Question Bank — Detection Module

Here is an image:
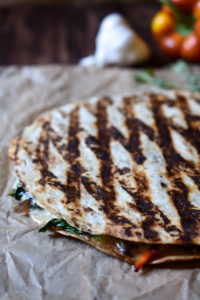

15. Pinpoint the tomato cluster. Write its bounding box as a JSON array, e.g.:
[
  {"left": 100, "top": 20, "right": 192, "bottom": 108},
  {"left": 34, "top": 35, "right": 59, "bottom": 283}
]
[{"left": 151, "top": 0, "right": 200, "bottom": 61}]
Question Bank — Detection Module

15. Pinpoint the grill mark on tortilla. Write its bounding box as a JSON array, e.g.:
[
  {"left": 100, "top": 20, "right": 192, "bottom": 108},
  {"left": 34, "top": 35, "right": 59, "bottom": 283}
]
[
  {"left": 122, "top": 97, "right": 164, "bottom": 240},
  {"left": 115, "top": 167, "right": 131, "bottom": 175},
  {"left": 14, "top": 136, "right": 20, "bottom": 164},
  {"left": 121, "top": 171, "right": 177, "bottom": 241},
  {"left": 95, "top": 98, "right": 119, "bottom": 219},
  {"left": 174, "top": 94, "right": 200, "bottom": 157},
  {"left": 151, "top": 94, "right": 187, "bottom": 174},
  {"left": 46, "top": 127, "right": 65, "bottom": 154},
  {"left": 41, "top": 121, "right": 50, "bottom": 164},
  {"left": 14, "top": 136, "right": 26, "bottom": 186},
  {"left": 170, "top": 121, "right": 200, "bottom": 185},
  {"left": 48, "top": 180, "right": 66, "bottom": 192},
  {"left": 96, "top": 98, "right": 114, "bottom": 184},
  {"left": 31, "top": 121, "right": 69, "bottom": 194},
  {"left": 85, "top": 135, "right": 108, "bottom": 161},
  {"left": 81, "top": 176, "right": 135, "bottom": 230},
  {"left": 160, "top": 94, "right": 200, "bottom": 190},
  {"left": 168, "top": 178, "right": 200, "bottom": 242},
  {"left": 87, "top": 97, "right": 154, "bottom": 165},
  {"left": 65, "top": 106, "right": 82, "bottom": 209},
  {"left": 161, "top": 93, "right": 200, "bottom": 190},
  {"left": 139, "top": 122, "right": 155, "bottom": 141},
  {"left": 85, "top": 95, "right": 181, "bottom": 240},
  {"left": 123, "top": 97, "right": 146, "bottom": 165},
  {"left": 34, "top": 120, "right": 51, "bottom": 188},
  {"left": 151, "top": 93, "right": 200, "bottom": 242},
  {"left": 83, "top": 98, "right": 138, "bottom": 236},
  {"left": 32, "top": 120, "right": 86, "bottom": 201},
  {"left": 134, "top": 173, "right": 159, "bottom": 241},
  {"left": 87, "top": 113, "right": 155, "bottom": 165},
  {"left": 173, "top": 94, "right": 200, "bottom": 187},
  {"left": 38, "top": 122, "right": 68, "bottom": 161},
  {"left": 109, "top": 119, "right": 155, "bottom": 147}
]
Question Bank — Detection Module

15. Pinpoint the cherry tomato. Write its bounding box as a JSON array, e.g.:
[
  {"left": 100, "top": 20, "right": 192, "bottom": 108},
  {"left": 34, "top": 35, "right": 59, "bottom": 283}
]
[
  {"left": 180, "top": 32, "right": 200, "bottom": 61},
  {"left": 195, "top": 19, "right": 200, "bottom": 38},
  {"left": 152, "top": 0, "right": 200, "bottom": 62},
  {"left": 193, "top": 0, "right": 200, "bottom": 20},
  {"left": 171, "top": 0, "right": 196, "bottom": 12},
  {"left": 162, "top": 5, "right": 174, "bottom": 18},
  {"left": 151, "top": 11, "right": 175, "bottom": 41},
  {"left": 160, "top": 32, "right": 183, "bottom": 58}
]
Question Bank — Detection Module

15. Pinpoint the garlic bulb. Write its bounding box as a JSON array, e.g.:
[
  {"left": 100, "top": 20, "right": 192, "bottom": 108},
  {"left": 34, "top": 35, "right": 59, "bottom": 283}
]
[{"left": 80, "top": 13, "right": 151, "bottom": 67}]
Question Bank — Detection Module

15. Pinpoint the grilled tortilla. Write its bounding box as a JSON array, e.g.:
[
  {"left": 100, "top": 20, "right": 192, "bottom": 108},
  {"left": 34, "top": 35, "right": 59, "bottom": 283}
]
[{"left": 8, "top": 91, "right": 200, "bottom": 266}]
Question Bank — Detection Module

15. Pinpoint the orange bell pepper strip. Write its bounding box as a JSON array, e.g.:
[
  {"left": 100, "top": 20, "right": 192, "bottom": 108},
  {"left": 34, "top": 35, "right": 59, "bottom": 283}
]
[{"left": 134, "top": 245, "right": 161, "bottom": 272}]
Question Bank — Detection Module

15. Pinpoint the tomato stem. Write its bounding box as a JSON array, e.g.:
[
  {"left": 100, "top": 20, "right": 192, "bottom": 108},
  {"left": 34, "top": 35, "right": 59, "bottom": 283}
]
[
  {"left": 159, "top": 0, "right": 182, "bottom": 20},
  {"left": 159, "top": 0, "right": 195, "bottom": 36}
]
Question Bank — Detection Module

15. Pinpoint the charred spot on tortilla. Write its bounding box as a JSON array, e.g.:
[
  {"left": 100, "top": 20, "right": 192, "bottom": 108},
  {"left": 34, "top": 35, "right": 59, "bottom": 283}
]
[{"left": 8, "top": 91, "right": 200, "bottom": 270}]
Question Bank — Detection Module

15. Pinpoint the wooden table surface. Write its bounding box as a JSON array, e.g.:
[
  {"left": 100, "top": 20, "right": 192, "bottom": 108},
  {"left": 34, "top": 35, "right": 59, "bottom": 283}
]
[{"left": 0, "top": 1, "right": 171, "bottom": 67}]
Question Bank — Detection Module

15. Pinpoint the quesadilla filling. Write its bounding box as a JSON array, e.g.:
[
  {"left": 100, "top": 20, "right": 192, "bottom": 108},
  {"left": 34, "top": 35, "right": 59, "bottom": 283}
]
[
  {"left": 10, "top": 181, "right": 200, "bottom": 271},
  {"left": 9, "top": 181, "right": 43, "bottom": 213},
  {"left": 9, "top": 181, "right": 160, "bottom": 270}
]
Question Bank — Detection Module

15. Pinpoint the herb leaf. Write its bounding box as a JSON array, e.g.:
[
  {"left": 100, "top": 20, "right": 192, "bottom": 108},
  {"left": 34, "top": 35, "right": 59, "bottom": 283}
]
[
  {"left": 39, "top": 218, "right": 85, "bottom": 234},
  {"left": 176, "top": 19, "right": 195, "bottom": 37},
  {"left": 134, "top": 68, "right": 154, "bottom": 84},
  {"left": 188, "top": 75, "right": 200, "bottom": 92},
  {"left": 153, "top": 77, "right": 172, "bottom": 89},
  {"left": 170, "top": 60, "right": 189, "bottom": 74},
  {"left": 8, "top": 189, "right": 16, "bottom": 197},
  {"left": 30, "top": 203, "right": 43, "bottom": 210},
  {"left": 92, "top": 235, "right": 103, "bottom": 242},
  {"left": 170, "top": 60, "right": 200, "bottom": 92},
  {"left": 134, "top": 60, "right": 200, "bottom": 92},
  {"left": 39, "top": 218, "right": 104, "bottom": 242},
  {"left": 134, "top": 69, "right": 172, "bottom": 89}
]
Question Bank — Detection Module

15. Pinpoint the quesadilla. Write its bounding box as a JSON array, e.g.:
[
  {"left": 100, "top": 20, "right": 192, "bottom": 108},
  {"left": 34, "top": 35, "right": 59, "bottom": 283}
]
[{"left": 8, "top": 91, "right": 200, "bottom": 270}]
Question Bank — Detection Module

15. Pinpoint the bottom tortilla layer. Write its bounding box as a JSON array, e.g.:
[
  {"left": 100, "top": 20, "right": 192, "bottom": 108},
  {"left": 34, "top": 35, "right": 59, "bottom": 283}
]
[{"left": 30, "top": 208, "right": 200, "bottom": 266}]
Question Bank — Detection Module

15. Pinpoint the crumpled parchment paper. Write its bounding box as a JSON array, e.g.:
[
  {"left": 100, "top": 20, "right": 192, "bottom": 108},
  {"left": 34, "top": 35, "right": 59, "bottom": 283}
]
[{"left": 1, "top": 65, "right": 200, "bottom": 300}]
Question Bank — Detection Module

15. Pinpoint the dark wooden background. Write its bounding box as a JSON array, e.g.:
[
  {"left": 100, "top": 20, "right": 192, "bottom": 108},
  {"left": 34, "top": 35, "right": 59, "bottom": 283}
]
[{"left": 0, "top": 1, "right": 171, "bottom": 67}]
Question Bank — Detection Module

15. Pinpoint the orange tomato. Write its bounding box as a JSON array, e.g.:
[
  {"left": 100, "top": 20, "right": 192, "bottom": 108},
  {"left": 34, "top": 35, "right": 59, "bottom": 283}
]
[
  {"left": 193, "top": 0, "right": 200, "bottom": 19},
  {"left": 160, "top": 32, "right": 183, "bottom": 58},
  {"left": 171, "top": 0, "right": 196, "bottom": 12},
  {"left": 151, "top": 11, "right": 175, "bottom": 41},
  {"left": 162, "top": 5, "right": 174, "bottom": 18},
  {"left": 180, "top": 32, "right": 200, "bottom": 61}
]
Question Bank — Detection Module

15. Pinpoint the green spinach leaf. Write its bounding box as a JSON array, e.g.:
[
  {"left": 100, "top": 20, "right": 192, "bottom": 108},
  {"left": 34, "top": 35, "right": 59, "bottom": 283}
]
[
  {"left": 8, "top": 183, "right": 25, "bottom": 200},
  {"left": 39, "top": 218, "right": 86, "bottom": 235}
]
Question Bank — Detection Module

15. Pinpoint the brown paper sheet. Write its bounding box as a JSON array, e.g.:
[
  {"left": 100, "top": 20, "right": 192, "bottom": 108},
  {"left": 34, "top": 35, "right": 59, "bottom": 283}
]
[{"left": 1, "top": 65, "right": 200, "bottom": 300}]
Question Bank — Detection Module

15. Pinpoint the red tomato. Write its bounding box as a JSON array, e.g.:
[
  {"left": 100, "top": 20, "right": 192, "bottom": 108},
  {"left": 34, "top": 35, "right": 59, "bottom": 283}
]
[
  {"left": 171, "top": 0, "right": 196, "bottom": 12},
  {"left": 194, "top": 0, "right": 200, "bottom": 19},
  {"left": 180, "top": 32, "right": 200, "bottom": 61},
  {"left": 160, "top": 32, "right": 183, "bottom": 58},
  {"left": 195, "top": 19, "right": 200, "bottom": 39}
]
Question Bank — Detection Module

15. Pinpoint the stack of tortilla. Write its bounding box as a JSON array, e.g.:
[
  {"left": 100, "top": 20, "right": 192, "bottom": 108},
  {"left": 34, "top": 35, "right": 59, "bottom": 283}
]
[{"left": 8, "top": 91, "right": 200, "bottom": 269}]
